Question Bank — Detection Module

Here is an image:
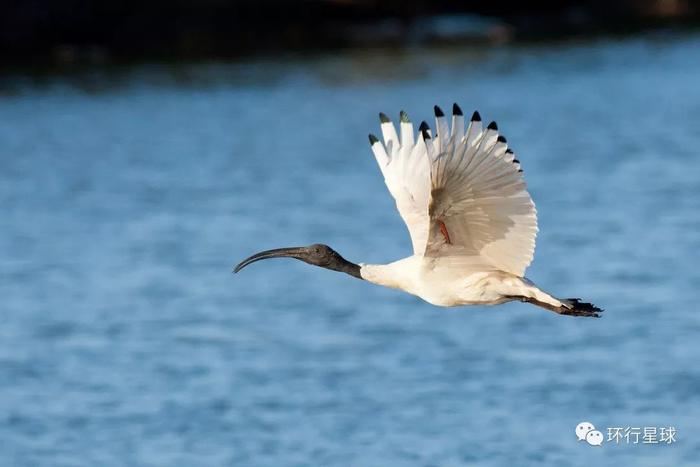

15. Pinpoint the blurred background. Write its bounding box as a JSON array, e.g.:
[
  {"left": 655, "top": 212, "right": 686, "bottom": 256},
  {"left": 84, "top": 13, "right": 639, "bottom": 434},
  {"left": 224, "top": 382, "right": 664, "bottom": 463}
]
[
  {"left": 1, "top": 0, "right": 700, "bottom": 67},
  {"left": 1, "top": 1, "right": 700, "bottom": 466}
]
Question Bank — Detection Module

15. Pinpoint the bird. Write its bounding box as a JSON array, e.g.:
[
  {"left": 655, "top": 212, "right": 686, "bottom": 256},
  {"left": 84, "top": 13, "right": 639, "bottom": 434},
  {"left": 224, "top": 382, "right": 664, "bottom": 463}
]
[{"left": 234, "top": 104, "right": 602, "bottom": 318}]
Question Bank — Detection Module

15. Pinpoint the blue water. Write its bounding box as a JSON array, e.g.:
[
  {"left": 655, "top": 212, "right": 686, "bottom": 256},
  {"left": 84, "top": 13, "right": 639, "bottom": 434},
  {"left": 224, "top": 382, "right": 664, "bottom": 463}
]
[{"left": 1, "top": 32, "right": 700, "bottom": 466}]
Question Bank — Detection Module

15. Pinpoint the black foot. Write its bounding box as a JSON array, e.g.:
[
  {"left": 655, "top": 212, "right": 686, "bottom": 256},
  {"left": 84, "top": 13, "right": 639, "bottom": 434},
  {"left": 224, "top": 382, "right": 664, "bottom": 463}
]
[{"left": 559, "top": 298, "right": 603, "bottom": 318}]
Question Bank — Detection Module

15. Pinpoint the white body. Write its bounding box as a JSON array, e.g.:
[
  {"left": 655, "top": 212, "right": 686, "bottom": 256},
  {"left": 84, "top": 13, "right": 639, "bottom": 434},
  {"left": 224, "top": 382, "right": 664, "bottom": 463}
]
[{"left": 361, "top": 258, "right": 562, "bottom": 308}]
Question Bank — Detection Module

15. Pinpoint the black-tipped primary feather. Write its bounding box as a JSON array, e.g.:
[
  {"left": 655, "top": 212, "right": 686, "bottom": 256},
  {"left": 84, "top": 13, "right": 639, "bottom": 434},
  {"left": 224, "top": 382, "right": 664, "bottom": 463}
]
[
  {"left": 400, "top": 110, "right": 410, "bottom": 123},
  {"left": 497, "top": 135, "right": 507, "bottom": 143},
  {"left": 419, "top": 121, "right": 431, "bottom": 139},
  {"left": 471, "top": 110, "right": 481, "bottom": 122},
  {"left": 379, "top": 112, "right": 390, "bottom": 123},
  {"left": 452, "top": 103, "right": 463, "bottom": 116},
  {"left": 505, "top": 149, "right": 513, "bottom": 154},
  {"left": 434, "top": 105, "right": 445, "bottom": 117},
  {"left": 513, "top": 159, "right": 520, "bottom": 164},
  {"left": 487, "top": 121, "right": 498, "bottom": 131},
  {"left": 369, "top": 134, "right": 379, "bottom": 145}
]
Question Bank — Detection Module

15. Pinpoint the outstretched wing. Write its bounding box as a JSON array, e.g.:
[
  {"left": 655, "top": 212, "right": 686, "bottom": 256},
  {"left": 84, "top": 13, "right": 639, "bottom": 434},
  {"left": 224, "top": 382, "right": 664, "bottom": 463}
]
[
  {"left": 368, "top": 104, "right": 538, "bottom": 277},
  {"left": 426, "top": 105, "right": 538, "bottom": 276}
]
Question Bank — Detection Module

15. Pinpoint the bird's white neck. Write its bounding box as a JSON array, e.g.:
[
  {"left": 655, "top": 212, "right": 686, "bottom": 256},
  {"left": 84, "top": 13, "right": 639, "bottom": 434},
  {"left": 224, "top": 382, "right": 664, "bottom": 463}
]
[{"left": 359, "top": 257, "right": 419, "bottom": 293}]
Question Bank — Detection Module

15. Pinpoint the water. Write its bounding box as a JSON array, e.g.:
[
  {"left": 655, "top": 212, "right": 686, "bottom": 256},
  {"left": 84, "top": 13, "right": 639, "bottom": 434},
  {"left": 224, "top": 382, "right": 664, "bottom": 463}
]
[{"left": 1, "top": 32, "right": 700, "bottom": 466}]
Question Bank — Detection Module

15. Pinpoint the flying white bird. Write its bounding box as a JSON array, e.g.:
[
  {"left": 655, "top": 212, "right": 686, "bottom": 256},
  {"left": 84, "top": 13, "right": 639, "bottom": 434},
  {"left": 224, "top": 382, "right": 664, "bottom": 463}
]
[{"left": 235, "top": 104, "right": 602, "bottom": 317}]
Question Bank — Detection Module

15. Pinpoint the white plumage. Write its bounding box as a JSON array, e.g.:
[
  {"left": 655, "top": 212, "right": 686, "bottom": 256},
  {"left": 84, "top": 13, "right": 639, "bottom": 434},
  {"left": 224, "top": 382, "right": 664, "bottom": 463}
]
[
  {"left": 235, "top": 103, "right": 602, "bottom": 317},
  {"left": 370, "top": 107, "right": 537, "bottom": 276}
]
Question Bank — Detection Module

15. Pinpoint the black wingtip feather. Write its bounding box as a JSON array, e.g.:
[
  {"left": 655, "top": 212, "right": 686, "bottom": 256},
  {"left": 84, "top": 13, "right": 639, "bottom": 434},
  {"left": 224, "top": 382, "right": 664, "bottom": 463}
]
[
  {"left": 434, "top": 105, "right": 444, "bottom": 117},
  {"left": 452, "top": 103, "right": 463, "bottom": 116},
  {"left": 487, "top": 121, "right": 498, "bottom": 131},
  {"left": 513, "top": 159, "right": 520, "bottom": 164},
  {"left": 497, "top": 135, "right": 507, "bottom": 143},
  {"left": 369, "top": 134, "right": 379, "bottom": 145},
  {"left": 471, "top": 110, "right": 481, "bottom": 122},
  {"left": 379, "top": 112, "right": 390, "bottom": 123},
  {"left": 419, "top": 121, "right": 431, "bottom": 139},
  {"left": 400, "top": 110, "right": 410, "bottom": 123}
]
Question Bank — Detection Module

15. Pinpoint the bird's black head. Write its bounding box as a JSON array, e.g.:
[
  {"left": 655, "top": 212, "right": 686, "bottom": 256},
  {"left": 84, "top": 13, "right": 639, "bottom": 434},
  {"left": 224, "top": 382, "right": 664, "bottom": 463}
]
[
  {"left": 298, "top": 243, "right": 345, "bottom": 268},
  {"left": 234, "top": 243, "right": 361, "bottom": 279}
]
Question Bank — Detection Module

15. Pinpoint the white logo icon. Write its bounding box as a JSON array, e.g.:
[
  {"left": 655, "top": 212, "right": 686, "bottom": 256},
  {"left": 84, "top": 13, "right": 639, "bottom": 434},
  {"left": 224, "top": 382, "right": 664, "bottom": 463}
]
[
  {"left": 576, "top": 421, "right": 595, "bottom": 441},
  {"left": 576, "top": 421, "right": 603, "bottom": 446},
  {"left": 586, "top": 430, "right": 604, "bottom": 446}
]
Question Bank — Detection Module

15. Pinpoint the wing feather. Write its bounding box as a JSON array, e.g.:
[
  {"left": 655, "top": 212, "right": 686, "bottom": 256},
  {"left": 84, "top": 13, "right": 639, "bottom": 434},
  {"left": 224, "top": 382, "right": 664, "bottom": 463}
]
[{"left": 370, "top": 112, "right": 431, "bottom": 254}]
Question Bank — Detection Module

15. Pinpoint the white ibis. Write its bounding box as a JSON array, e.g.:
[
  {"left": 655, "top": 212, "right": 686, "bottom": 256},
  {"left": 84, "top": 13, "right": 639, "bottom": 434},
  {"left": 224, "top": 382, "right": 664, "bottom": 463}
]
[{"left": 235, "top": 104, "right": 602, "bottom": 317}]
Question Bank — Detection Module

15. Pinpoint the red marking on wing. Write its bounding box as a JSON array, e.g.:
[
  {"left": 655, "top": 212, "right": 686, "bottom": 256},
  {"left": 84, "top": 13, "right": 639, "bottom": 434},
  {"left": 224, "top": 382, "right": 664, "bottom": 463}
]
[{"left": 438, "top": 220, "right": 451, "bottom": 244}]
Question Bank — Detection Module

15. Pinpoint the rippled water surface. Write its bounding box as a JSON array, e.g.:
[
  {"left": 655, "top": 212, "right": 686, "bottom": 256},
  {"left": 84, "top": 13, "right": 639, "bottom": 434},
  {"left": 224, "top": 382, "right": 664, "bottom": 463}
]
[{"left": 1, "top": 32, "right": 700, "bottom": 466}]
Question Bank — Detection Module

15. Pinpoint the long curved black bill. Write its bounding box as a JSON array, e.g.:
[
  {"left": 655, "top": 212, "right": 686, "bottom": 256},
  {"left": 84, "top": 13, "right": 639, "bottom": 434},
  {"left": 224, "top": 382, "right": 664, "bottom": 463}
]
[{"left": 233, "top": 247, "right": 307, "bottom": 273}]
